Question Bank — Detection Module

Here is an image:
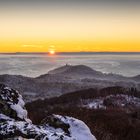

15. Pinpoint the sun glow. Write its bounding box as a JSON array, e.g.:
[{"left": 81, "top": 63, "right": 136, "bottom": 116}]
[{"left": 49, "top": 50, "right": 55, "bottom": 55}]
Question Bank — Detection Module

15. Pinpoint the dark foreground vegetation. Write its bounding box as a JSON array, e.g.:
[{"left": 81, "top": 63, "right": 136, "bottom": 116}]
[{"left": 26, "top": 87, "right": 140, "bottom": 140}]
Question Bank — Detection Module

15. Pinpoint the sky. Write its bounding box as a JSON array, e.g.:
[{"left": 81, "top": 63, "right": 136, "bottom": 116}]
[{"left": 0, "top": 0, "right": 140, "bottom": 52}]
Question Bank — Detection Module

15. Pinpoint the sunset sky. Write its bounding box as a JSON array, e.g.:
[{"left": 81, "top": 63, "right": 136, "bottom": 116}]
[{"left": 0, "top": 0, "right": 140, "bottom": 52}]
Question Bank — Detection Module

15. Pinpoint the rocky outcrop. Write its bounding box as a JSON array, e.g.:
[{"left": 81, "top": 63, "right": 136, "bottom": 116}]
[
  {"left": 0, "top": 84, "right": 29, "bottom": 122},
  {"left": 0, "top": 84, "right": 96, "bottom": 140}
]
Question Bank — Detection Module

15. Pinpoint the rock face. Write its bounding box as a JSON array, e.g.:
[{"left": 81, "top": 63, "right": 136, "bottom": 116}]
[{"left": 0, "top": 84, "right": 96, "bottom": 140}]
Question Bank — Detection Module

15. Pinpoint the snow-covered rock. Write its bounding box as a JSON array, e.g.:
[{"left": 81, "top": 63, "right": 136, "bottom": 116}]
[
  {"left": 0, "top": 84, "right": 96, "bottom": 140},
  {"left": 0, "top": 84, "right": 30, "bottom": 122},
  {"left": 54, "top": 115, "right": 96, "bottom": 140}
]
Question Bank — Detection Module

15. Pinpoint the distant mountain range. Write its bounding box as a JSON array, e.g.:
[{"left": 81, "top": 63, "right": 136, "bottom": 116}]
[{"left": 0, "top": 65, "right": 139, "bottom": 102}]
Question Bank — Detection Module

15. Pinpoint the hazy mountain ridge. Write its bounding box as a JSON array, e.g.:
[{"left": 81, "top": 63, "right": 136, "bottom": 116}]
[{"left": 0, "top": 65, "right": 139, "bottom": 102}]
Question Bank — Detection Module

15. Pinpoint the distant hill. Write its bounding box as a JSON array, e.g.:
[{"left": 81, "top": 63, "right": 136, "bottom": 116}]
[
  {"left": 47, "top": 64, "right": 103, "bottom": 77},
  {"left": 0, "top": 65, "right": 140, "bottom": 102}
]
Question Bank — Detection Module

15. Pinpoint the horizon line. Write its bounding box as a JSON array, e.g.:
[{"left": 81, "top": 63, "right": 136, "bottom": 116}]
[{"left": 0, "top": 51, "right": 140, "bottom": 54}]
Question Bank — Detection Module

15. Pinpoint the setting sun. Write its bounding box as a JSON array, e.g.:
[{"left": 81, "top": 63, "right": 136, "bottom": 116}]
[{"left": 49, "top": 50, "right": 55, "bottom": 55}]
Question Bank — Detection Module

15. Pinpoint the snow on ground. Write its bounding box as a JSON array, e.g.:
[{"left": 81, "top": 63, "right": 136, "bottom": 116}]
[{"left": 81, "top": 94, "right": 140, "bottom": 110}]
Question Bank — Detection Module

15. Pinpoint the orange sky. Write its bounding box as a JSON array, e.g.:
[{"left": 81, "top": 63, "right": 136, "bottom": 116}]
[{"left": 0, "top": 3, "right": 140, "bottom": 52}]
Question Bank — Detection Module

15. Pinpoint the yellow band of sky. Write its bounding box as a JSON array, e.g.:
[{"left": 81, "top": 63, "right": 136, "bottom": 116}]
[{"left": 0, "top": 5, "right": 140, "bottom": 52}]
